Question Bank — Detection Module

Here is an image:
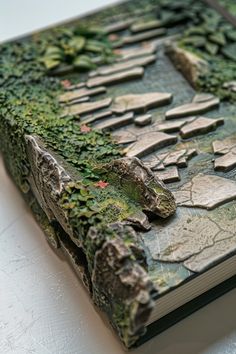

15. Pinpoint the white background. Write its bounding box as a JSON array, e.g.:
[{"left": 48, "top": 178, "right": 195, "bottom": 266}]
[{"left": 0, "top": 1, "right": 236, "bottom": 353}]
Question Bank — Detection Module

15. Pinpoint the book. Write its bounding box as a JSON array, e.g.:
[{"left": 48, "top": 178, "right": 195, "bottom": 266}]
[{"left": 0, "top": 0, "right": 235, "bottom": 348}]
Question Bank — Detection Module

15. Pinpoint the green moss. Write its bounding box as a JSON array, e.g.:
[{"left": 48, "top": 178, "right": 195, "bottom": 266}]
[
  {"left": 178, "top": 5, "right": 236, "bottom": 100},
  {"left": 112, "top": 302, "right": 135, "bottom": 347},
  {"left": 99, "top": 197, "right": 131, "bottom": 221},
  {"left": 0, "top": 26, "right": 134, "bottom": 244},
  {"left": 0, "top": 28, "right": 121, "bottom": 178},
  {"left": 218, "top": 0, "right": 236, "bottom": 16},
  {"left": 60, "top": 181, "right": 103, "bottom": 243}
]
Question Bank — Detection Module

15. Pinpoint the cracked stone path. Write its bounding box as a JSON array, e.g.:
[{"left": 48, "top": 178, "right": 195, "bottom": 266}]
[
  {"left": 174, "top": 174, "right": 236, "bottom": 210},
  {"left": 143, "top": 203, "right": 236, "bottom": 273}
]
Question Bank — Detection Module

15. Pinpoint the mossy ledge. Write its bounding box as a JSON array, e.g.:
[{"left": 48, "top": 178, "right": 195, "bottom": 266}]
[{"left": 0, "top": 18, "right": 160, "bottom": 348}]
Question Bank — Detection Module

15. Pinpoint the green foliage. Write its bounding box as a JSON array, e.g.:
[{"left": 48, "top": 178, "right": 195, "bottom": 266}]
[
  {"left": 0, "top": 31, "right": 126, "bottom": 243},
  {"left": 40, "top": 26, "right": 115, "bottom": 72},
  {"left": 60, "top": 181, "right": 102, "bottom": 240},
  {"left": 218, "top": 0, "right": 236, "bottom": 16},
  {"left": 180, "top": 9, "right": 236, "bottom": 59},
  {"left": 0, "top": 37, "right": 121, "bottom": 179},
  {"left": 179, "top": 6, "right": 236, "bottom": 100},
  {"left": 197, "top": 58, "right": 236, "bottom": 100}
]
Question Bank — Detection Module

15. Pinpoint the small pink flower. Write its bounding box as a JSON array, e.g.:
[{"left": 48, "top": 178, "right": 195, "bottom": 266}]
[
  {"left": 80, "top": 124, "right": 92, "bottom": 133},
  {"left": 61, "top": 79, "right": 71, "bottom": 89},
  {"left": 94, "top": 180, "right": 109, "bottom": 189},
  {"left": 109, "top": 34, "right": 119, "bottom": 41}
]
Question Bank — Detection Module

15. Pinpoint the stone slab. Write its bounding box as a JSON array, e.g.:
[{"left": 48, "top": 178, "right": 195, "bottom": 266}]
[
  {"left": 214, "top": 151, "right": 236, "bottom": 172},
  {"left": 165, "top": 96, "right": 220, "bottom": 119},
  {"left": 86, "top": 67, "right": 144, "bottom": 88},
  {"left": 115, "top": 41, "right": 158, "bottom": 61},
  {"left": 112, "top": 92, "right": 173, "bottom": 114},
  {"left": 59, "top": 87, "right": 106, "bottom": 103},
  {"left": 94, "top": 112, "right": 134, "bottom": 130},
  {"left": 134, "top": 114, "right": 152, "bottom": 126},
  {"left": 62, "top": 97, "right": 112, "bottom": 117},
  {"left": 174, "top": 174, "right": 236, "bottom": 210},
  {"left": 131, "top": 20, "right": 163, "bottom": 33},
  {"left": 89, "top": 55, "right": 156, "bottom": 77},
  {"left": 125, "top": 132, "right": 177, "bottom": 158},
  {"left": 123, "top": 28, "right": 167, "bottom": 45},
  {"left": 180, "top": 117, "right": 224, "bottom": 139},
  {"left": 154, "top": 166, "right": 180, "bottom": 183},
  {"left": 82, "top": 110, "right": 113, "bottom": 125}
]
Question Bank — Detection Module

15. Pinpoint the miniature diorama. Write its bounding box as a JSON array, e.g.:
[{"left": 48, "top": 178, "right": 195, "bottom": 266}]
[{"left": 0, "top": 0, "right": 235, "bottom": 348}]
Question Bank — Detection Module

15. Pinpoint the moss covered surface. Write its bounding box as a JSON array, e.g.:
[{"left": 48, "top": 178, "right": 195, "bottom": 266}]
[
  {"left": 219, "top": 0, "right": 236, "bottom": 16},
  {"left": 178, "top": 3, "right": 236, "bottom": 100},
  {"left": 0, "top": 30, "right": 139, "bottom": 234},
  {"left": 0, "top": 18, "right": 156, "bottom": 347},
  {"left": 0, "top": 0, "right": 235, "bottom": 347}
]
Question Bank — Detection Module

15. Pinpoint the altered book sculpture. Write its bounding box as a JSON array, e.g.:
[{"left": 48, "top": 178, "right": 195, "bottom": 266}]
[{"left": 0, "top": 0, "right": 236, "bottom": 348}]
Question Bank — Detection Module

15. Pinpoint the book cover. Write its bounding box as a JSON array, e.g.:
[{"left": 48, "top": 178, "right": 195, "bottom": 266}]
[{"left": 0, "top": 0, "right": 235, "bottom": 348}]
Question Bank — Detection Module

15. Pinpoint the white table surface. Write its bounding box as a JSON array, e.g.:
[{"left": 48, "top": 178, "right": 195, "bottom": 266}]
[{"left": 0, "top": 2, "right": 236, "bottom": 353}]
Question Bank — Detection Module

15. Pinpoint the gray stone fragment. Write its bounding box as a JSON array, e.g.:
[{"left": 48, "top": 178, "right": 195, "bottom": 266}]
[
  {"left": 82, "top": 110, "right": 113, "bottom": 124},
  {"left": 213, "top": 136, "right": 236, "bottom": 154},
  {"left": 156, "top": 148, "right": 197, "bottom": 169},
  {"left": 214, "top": 152, "right": 236, "bottom": 172},
  {"left": 125, "top": 132, "right": 177, "bottom": 158},
  {"left": 223, "top": 81, "right": 236, "bottom": 92},
  {"left": 123, "top": 28, "right": 167, "bottom": 45},
  {"left": 112, "top": 92, "right": 173, "bottom": 114},
  {"left": 94, "top": 112, "right": 134, "bottom": 131},
  {"left": 115, "top": 41, "right": 158, "bottom": 61},
  {"left": 155, "top": 163, "right": 165, "bottom": 170},
  {"left": 62, "top": 97, "right": 112, "bottom": 117},
  {"left": 59, "top": 86, "right": 106, "bottom": 103},
  {"left": 87, "top": 67, "right": 144, "bottom": 88},
  {"left": 64, "top": 82, "right": 86, "bottom": 91},
  {"left": 109, "top": 222, "right": 147, "bottom": 268},
  {"left": 154, "top": 118, "right": 195, "bottom": 133},
  {"left": 192, "top": 93, "right": 216, "bottom": 103},
  {"left": 63, "top": 96, "right": 90, "bottom": 106},
  {"left": 24, "top": 135, "right": 74, "bottom": 245},
  {"left": 177, "top": 156, "right": 188, "bottom": 167},
  {"left": 174, "top": 173, "right": 236, "bottom": 210},
  {"left": 131, "top": 20, "right": 163, "bottom": 33},
  {"left": 180, "top": 117, "right": 224, "bottom": 139},
  {"left": 104, "top": 157, "right": 176, "bottom": 218},
  {"left": 134, "top": 114, "right": 152, "bottom": 126},
  {"left": 165, "top": 96, "right": 220, "bottom": 119},
  {"left": 165, "top": 42, "right": 208, "bottom": 88},
  {"left": 104, "top": 19, "right": 134, "bottom": 33},
  {"left": 112, "top": 131, "right": 137, "bottom": 144},
  {"left": 91, "top": 231, "right": 155, "bottom": 348},
  {"left": 154, "top": 166, "right": 180, "bottom": 183},
  {"left": 144, "top": 148, "right": 197, "bottom": 170},
  {"left": 125, "top": 210, "right": 151, "bottom": 231},
  {"left": 212, "top": 136, "right": 236, "bottom": 172},
  {"left": 89, "top": 55, "right": 156, "bottom": 77}
]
